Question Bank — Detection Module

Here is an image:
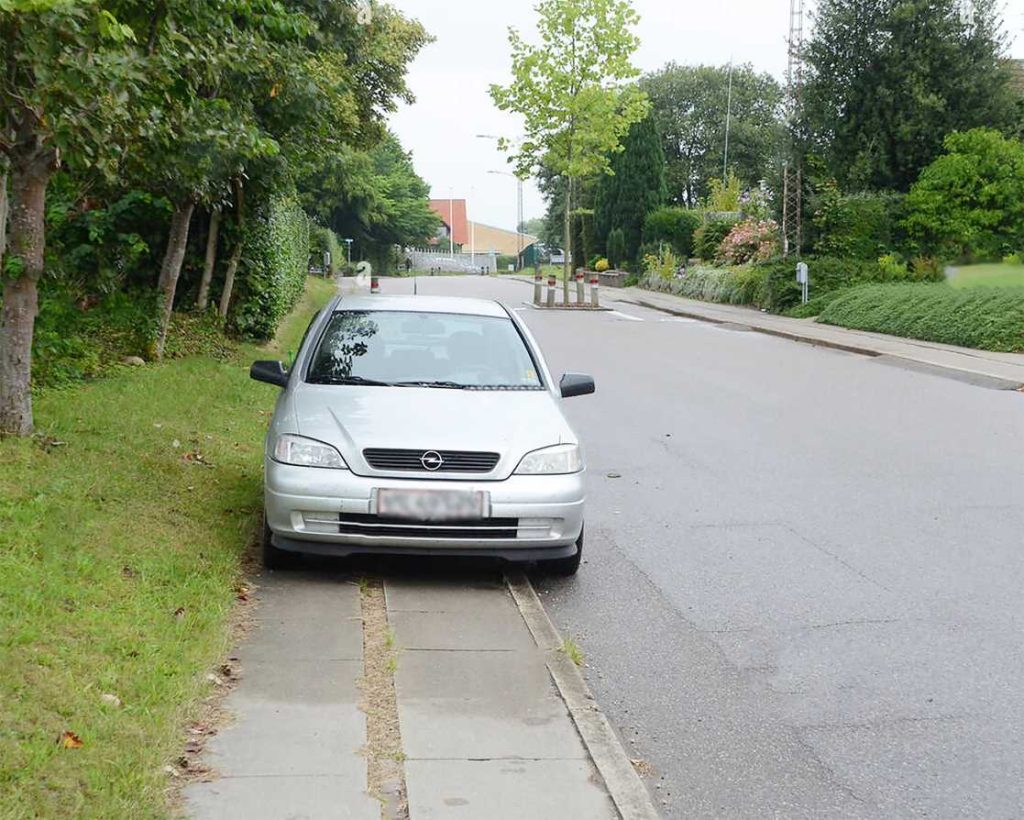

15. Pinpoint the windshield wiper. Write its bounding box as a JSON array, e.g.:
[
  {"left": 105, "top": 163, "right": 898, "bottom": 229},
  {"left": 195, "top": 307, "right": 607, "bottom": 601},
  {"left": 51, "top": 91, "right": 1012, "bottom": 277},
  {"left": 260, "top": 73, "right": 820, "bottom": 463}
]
[
  {"left": 392, "top": 380, "right": 469, "bottom": 389},
  {"left": 308, "top": 375, "right": 394, "bottom": 386}
]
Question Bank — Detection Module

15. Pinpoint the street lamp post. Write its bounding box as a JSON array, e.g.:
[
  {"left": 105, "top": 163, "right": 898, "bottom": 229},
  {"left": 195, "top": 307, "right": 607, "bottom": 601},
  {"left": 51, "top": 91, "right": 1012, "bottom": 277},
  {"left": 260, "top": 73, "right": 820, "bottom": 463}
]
[
  {"left": 487, "top": 169, "right": 524, "bottom": 271},
  {"left": 344, "top": 238, "right": 353, "bottom": 265}
]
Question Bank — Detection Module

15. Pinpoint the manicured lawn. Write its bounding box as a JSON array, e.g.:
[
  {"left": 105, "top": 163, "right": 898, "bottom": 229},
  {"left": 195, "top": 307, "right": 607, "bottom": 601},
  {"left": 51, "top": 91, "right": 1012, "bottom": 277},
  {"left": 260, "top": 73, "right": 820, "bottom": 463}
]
[
  {"left": 0, "top": 277, "right": 336, "bottom": 818},
  {"left": 950, "top": 263, "right": 1024, "bottom": 289}
]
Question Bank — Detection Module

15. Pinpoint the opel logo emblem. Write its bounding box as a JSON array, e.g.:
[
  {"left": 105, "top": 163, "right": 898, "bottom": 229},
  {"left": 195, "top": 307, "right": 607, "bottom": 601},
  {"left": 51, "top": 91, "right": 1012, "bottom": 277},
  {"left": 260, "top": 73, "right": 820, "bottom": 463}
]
[{"left": 420, "top": 450, "right": 444, "bottom": 471}]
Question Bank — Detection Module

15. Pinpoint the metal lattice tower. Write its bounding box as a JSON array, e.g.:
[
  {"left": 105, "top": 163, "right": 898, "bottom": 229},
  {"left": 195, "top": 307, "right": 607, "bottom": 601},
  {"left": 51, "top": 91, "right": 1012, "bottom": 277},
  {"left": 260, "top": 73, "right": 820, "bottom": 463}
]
[{"left": 782, "top": 0, "right": 805, "bottom": 257}]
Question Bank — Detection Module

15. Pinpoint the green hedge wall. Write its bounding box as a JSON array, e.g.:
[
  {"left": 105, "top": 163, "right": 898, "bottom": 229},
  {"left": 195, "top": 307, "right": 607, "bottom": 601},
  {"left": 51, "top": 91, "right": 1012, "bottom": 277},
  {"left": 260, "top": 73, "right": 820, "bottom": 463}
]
[
  {"left": 818, "top": 284, "right": 1024, "bottom": 351},
  {"left": 640, "top": 266, "right": 770, "bottom": 308},
  {"left": 230, "top": 196, "right": 311, "bottom": 341}
]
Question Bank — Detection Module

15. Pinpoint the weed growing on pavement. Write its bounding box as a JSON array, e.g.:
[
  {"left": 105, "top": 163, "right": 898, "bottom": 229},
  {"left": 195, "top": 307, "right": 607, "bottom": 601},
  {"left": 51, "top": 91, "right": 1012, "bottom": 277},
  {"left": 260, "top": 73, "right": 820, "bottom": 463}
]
[{"left": 562, "top": 636, "right": 585, "bottom": 667}]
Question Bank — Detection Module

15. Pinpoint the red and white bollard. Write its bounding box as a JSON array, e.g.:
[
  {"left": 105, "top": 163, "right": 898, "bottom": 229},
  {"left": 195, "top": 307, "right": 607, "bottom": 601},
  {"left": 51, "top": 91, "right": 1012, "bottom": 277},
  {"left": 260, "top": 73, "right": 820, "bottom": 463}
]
[
  {"left": 589, "top": 273, "right": 600, "bottom": 308},
  {"left": 534, "top": 270, "right": 543, "bottom": 305},
  {"left": 546, "top": 275, "right": 556, "bottom": 308},
  {"left": 575, "top": 270, "right": 585, "bottom": 305},
  {"left": 370, "top": 275, "right": 380, "bottom": 294}
]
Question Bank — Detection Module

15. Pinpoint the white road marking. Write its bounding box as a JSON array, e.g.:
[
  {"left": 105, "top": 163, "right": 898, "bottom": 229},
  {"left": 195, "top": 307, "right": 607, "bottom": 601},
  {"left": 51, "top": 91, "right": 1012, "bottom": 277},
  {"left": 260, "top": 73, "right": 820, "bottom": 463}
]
[{"left": 608, "top": 310, "right": 644, "bottom": 322}]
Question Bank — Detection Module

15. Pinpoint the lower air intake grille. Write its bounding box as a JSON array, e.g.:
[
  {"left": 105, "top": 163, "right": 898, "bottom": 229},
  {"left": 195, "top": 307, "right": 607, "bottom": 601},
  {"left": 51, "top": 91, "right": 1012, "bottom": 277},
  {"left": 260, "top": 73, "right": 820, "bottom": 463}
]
[{"left": 337, "top": 513, "right": 518, "bottom": 539}]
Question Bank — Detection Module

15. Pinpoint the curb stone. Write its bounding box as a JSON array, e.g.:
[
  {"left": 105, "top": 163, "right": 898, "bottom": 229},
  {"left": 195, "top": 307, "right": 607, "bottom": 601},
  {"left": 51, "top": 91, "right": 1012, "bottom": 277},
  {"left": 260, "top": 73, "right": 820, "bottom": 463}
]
[{"left": 505, "top": 573, "right": 661, "bottom": 820}]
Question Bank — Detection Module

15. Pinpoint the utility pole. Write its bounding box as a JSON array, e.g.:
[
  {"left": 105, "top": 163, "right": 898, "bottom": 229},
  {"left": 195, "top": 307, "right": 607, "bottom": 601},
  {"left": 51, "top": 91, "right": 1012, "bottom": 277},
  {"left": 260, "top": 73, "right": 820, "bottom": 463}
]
[
  {"left": 448, "top": 187, "right": 455, "bottom": 257},
  {"left": 723, "top": 58, "right": 734, "bottom": 181},
  {"left": 782, "top": 0, "right": 805, "bottom": 258}
]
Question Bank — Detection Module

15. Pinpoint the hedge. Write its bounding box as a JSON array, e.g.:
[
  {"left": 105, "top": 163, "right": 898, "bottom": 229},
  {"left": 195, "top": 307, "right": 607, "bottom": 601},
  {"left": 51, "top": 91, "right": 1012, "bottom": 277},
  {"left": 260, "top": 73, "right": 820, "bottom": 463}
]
[
  {"left": 813, "top": 191, "right": 905, "bottom": 260},
  {"left": 693, "top": 217, "right": 738, "bottom": 261},
  {"left": 229, "top": 195, "right": 311, "bottom": 340},
  {"left": 640, "top": 265, "right": 770, "bottom": 308},
  {"left": 309, "top": 224, "right": 345, "bottom": 275},
  {"left": 642, "top": 207, "right": 700, "bottom": 258},
  {"left": 818, "top": 284, "right": 1024, "bottom": 352}
]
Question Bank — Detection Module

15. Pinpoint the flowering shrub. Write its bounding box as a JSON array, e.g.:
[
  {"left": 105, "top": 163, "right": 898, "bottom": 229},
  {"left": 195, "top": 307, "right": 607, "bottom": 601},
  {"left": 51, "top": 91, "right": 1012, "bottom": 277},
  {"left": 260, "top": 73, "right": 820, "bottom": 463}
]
[
  {"left": 594, "top": 257, "right": 610, "bottom": 272},
  {"left": 718, "top": 218, "right": 779, "bottom": 264},
  {"left": 642, "top": 245, "right": 679, "bottom": 279}
]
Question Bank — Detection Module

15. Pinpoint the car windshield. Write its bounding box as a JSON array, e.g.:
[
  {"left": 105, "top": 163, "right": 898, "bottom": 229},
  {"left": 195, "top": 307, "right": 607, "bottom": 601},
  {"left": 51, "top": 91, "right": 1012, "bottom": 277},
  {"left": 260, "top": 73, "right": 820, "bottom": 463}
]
[{"left": 306, "top": 310, "right": 544, "bottom": 390}]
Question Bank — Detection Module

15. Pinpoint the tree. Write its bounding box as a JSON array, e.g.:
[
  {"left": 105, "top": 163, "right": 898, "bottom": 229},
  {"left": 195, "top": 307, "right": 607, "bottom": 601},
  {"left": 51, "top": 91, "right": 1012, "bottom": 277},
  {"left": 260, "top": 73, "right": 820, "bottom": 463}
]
[
  {"left": 0, "top": 2, "right": 138, "bottom": 435},
  {"left": 803, "top": 0, "right": 1019, "bottom": 192},
  {"left": 298, "top": 133, "right": 439, "bottom": 274},
  {"left": 593, "top": 115, "right": 667, "bottom": 263},
  {"left": 642, "top": 63, "right": 783, "bottom": 207},
  {"left": 489, "top": 0, "right": 649, "bottom": 302},
  {"left": 605, "top": 228, "right": 625, "bottom": 268},
  {"left": 903, "top": 128, "right": 1024, "bottom": 260}
]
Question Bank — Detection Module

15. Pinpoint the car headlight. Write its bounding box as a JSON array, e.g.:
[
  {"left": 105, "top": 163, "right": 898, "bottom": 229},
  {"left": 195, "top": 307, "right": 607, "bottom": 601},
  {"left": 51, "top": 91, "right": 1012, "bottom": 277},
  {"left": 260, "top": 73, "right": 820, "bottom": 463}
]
[
  {"left": 514, "top": 443, "right": 582, "bottom": 475},
  {"left": 273, "top": 434, "right": 348, "bottom": 469}
]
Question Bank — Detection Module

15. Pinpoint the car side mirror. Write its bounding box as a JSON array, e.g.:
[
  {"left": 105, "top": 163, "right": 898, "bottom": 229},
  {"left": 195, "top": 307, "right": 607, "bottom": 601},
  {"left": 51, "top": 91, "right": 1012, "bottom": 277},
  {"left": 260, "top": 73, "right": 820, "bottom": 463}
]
[
  {"left": 559, "top": 372, "right": 595, "bottom": 398},
  {"left": 250, "top": 360, "right": 289, "bottom": 388}
]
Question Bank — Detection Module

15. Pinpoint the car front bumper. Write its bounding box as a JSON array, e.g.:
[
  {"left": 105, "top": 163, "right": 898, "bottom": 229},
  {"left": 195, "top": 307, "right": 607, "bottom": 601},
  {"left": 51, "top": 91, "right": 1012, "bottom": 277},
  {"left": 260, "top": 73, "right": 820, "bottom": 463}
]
[{"left": 264, "top": 460, "right": 585, "bottom": 561}]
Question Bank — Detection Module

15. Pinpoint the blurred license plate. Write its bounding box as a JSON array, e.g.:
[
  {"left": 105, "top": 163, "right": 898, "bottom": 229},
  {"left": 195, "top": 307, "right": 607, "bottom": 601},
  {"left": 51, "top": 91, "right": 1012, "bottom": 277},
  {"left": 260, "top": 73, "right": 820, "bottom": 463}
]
[{"left": 377, "top": 489, "right": 486, "bottom": 521}]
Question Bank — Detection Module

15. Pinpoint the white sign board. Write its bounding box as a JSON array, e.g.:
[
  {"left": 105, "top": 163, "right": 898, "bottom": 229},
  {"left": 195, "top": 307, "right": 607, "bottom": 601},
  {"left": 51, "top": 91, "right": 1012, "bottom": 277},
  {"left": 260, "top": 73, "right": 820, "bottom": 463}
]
[{"left": 796, "top": 262, "right": 808, "bottom": 284}]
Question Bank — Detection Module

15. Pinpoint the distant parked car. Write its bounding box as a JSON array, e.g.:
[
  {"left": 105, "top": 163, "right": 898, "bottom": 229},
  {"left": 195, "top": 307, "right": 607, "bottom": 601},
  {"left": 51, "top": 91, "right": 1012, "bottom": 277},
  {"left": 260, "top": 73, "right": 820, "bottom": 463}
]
[{"left": 251, "top": 294, "right": 595, "bottom": 575}]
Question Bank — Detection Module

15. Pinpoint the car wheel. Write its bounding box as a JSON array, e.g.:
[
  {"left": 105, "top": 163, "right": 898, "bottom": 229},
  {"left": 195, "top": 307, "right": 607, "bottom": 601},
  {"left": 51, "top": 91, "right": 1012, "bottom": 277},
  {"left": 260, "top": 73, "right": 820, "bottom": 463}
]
[
  {"left": 537, "top": 525, "right": 583, "bottom": 577},
  {"left": 261, "top": 513, "right": 297, "bottom": 570}
]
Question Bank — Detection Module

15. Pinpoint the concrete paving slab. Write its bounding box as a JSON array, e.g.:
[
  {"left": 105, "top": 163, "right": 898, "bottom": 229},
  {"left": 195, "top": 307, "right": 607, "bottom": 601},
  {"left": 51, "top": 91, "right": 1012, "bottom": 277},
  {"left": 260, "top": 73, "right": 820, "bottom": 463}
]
[
  {"left": 390, "top": 609, "right": 535, "bottom": 651},
  {"left": 236, "top": 614, "right": 363, "bottom": 662},
  {"left": 203, "top": 701, "right": 367, "bottom": 777},
  {"left": 384, "top": 577, "right": 511, "bottom": 613},
  {"left": 253, "top": 573, "right": 362, "bottom": 621},
  {"left": 405, "top": 759, "right": 617, "bottom": 820},
  {"left": 394, "top": 647, "right": 554, "bottom": 701},
  {"left": 185, "top": 774, "right": 379, "bottom": 820},
  {"left": 400, "top": 696, "right": 587, "bottom": 760},
  {"left": 233, "top": 659, "right": 362, "bottom": 706}
]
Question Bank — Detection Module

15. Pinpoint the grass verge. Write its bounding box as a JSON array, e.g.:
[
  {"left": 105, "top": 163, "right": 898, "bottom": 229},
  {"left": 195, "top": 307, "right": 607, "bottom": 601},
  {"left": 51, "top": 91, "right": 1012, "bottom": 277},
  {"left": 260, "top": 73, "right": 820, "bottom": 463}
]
[
  {"left": 0, "top": 276, "right": 336, "bottom": 818},
  {"left": 817, "top": 283, "right": 1024, "bottom": 352},
  {"left": 949, "top": 263, "right": 1024, "bottom": 289}
]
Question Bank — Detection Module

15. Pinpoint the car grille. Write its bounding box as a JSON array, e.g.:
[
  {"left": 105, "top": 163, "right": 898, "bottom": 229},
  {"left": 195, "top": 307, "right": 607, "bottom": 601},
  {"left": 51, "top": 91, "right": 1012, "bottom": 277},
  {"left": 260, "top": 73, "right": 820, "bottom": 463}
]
[
  {"left": 337, "top": 512, "right": 518, "bottom": 539},
  {"left": 363, "top": 448, "right": 500, "bottom": 473}
]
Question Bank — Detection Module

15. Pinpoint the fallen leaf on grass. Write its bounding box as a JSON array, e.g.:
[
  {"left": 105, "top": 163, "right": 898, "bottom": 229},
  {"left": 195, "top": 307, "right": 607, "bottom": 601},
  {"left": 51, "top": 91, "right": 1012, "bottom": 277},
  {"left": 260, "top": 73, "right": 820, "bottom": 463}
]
[
  {"left": 121, "top": 565, "right": 136, "bottom": 578},
  {"left": 57, "top": 731, "right": 83, "bottom": 749},
  {"left": 218, "top": 663, "right": 235, "bottom": 680},
  {"left": 172, "top": 439, "right": 181, "bottom": 449},
  {"left": 164, "top": 765, "right": 182, "bottom": 778},
  {"left": 205, "top": 673, "right": 225, "bottom": 687},
  {"left": 100, "top": 693, "right": 122, "bottom": 708},
  {"left": 181, "top": 450, "right": 213, "bottom": 467},
  {"left": 173, "top": 606, "right": 186, "bottom": 619}
]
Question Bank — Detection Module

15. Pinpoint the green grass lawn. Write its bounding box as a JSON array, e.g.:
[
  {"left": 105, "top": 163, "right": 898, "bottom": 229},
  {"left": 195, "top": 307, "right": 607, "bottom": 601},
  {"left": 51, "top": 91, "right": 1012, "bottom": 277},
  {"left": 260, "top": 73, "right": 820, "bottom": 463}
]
[
  {"left": 949, "top": 263, "right": 1024, "bottom": 289},
  {"left": 0, "top": 277, "right": 336, "bottom": 818}
]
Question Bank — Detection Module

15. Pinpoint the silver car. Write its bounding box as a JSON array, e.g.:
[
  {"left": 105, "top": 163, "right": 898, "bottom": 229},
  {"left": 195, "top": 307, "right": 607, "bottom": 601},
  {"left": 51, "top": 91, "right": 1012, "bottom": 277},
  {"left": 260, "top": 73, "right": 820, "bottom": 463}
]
[{"left": 250, "top": 294, "right": 594, "bottom": 575}]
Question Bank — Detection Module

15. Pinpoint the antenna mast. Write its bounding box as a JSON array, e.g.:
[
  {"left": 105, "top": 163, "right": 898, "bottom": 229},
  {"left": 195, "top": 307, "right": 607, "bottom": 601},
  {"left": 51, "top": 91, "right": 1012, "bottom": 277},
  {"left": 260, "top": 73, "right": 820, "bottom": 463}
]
[{"left": 782, "top": 0, "right": 805, "bottom": 257}]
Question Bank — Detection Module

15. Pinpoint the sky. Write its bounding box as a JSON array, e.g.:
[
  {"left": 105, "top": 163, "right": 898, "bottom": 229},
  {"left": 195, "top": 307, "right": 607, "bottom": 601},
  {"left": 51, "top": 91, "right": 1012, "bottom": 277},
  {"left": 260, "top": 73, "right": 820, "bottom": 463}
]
[{"left": 387, "top": 0, "right": 1024, "bottom": 233}]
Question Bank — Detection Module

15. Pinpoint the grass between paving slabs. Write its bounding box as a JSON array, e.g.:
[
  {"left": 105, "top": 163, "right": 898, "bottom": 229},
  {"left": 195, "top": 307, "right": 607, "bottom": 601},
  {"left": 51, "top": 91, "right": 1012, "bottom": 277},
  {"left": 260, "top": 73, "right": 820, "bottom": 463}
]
[{"left": 0, "top": 277, "right": 336, "bottom": 818}]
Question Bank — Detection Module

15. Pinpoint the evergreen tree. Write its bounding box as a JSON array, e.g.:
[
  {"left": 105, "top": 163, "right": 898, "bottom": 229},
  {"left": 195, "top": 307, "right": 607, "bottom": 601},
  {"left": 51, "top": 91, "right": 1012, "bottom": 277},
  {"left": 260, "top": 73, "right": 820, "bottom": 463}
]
[
  {"left": 593, "top": 114, "right": 668, "bottom": 262},
  {"left": 803, "top": 0, "right": 1019, "bottom": 192}
]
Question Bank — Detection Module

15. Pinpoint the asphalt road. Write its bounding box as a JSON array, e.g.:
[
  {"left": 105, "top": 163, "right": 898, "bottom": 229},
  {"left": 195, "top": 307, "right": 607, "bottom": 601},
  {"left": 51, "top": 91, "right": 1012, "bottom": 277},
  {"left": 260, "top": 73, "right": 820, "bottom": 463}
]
[{"left": 392, "top": 274, "right": 1024, "bottom": 819}]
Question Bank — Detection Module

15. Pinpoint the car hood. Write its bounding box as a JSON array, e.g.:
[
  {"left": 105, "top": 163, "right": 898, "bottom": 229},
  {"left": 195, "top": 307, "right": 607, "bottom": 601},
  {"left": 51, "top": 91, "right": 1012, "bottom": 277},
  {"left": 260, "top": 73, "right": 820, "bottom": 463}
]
[{"left": 288, "top": 384, "right": 577, "bottom": 478}]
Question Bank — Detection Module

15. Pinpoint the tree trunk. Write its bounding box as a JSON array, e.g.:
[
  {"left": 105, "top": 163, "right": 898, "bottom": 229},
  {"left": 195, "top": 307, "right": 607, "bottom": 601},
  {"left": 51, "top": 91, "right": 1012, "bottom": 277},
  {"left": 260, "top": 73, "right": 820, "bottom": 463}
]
[
  {"left": 0, "top": 168, "right": 8, "bottom": 259},
  {"left": 196, "top": 207, "right": 221, "bottom": 311},
  {"left": 154, "top": 196, "right": 197, "bottom": 358},
  {"left": 563, "top": 175, "right": 573, "bottom": 304},
  {"left": 0, "top": 154, "right": 54, "bottom": 436},
  {"left": 219, "top": 179, "right": 245, "bottom": 319}
]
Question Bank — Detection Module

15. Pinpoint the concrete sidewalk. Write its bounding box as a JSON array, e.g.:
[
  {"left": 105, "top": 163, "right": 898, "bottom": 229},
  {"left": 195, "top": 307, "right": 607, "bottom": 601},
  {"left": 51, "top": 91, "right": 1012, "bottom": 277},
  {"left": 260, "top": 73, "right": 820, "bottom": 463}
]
[
  {"left": 185, "top": 568, "right": 647, "bottom": 820},
  {"left": 608, "top": 287, "right": 1024, "bottom": 390}
]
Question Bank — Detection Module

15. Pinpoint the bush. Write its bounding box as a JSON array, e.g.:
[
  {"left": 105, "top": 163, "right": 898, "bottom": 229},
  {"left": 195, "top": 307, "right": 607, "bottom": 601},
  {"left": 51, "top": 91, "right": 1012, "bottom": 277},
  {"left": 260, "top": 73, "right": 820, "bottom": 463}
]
[
  {"left": 818, "top": 283, "right": 1024, "bottom": 351},
  {"left": 813, "top": 191, "right": 905, "bottom": 260},
  {"left": 693, "top": 217, "right": 739, "bottom": 261},
  {"left": 719, "top": 218, "right": 780, "bottom": 264},
  {"left": 309, "top": 224, "right": 345, "bottom": 274},
  {"left": 594, "top": 258, "right": 610, "bottom": 272},
  {"left": 606, "top": 228, "right": 626, "bottom": 268},
  {"left": 496, "top": 254, "right": 517, "bottom": 271},
  {"left": 642, "top": 207, "right": 700, "bottom": 258},
  {"left": 756, "top": 255, "right": 941, "bottom": 313},
  {"left": 229, "top": 195, "right": 310, "bottom": 340},
  {"left": 903, "top": 128, "right": 1024, "bottom": 261},
  {"left": 640, "top": 265, "right": 771, "bottom": 308}
]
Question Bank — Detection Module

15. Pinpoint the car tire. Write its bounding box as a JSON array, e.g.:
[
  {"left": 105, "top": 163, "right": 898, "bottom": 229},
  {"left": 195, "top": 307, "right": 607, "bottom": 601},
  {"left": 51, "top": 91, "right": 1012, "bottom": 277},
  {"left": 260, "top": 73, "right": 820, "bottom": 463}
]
[
  {"left": 261, "top": 513, "right": 297, "bottom": 570},
  {"left": 537, "top": 525, "right": 583, "bottom": 577}
]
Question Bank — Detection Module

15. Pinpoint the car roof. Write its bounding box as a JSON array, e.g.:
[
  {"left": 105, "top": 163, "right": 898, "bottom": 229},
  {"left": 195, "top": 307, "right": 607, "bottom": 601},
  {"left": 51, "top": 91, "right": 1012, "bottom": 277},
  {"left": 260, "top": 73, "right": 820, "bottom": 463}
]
[{"left": 331, "top": 294, "right": 509, "bottom": 318}]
